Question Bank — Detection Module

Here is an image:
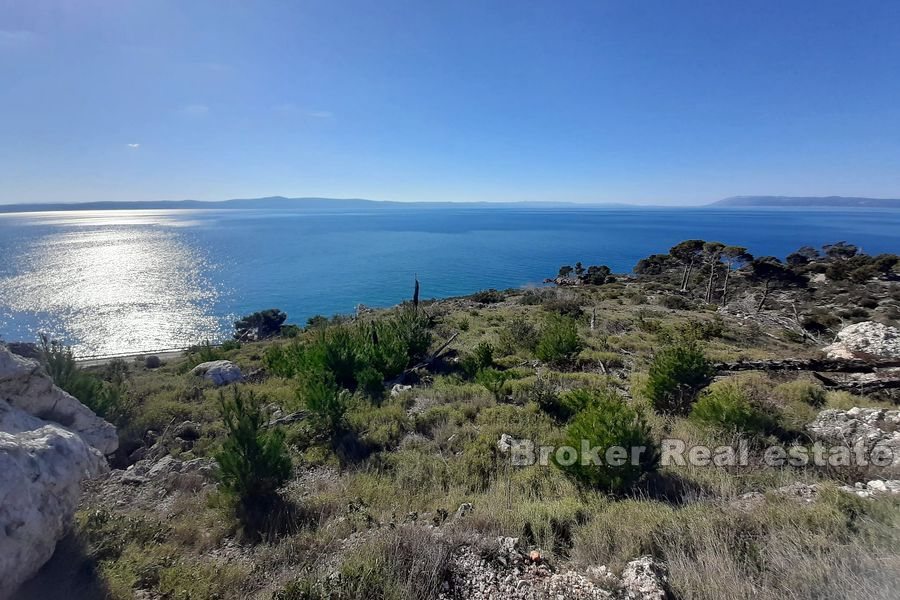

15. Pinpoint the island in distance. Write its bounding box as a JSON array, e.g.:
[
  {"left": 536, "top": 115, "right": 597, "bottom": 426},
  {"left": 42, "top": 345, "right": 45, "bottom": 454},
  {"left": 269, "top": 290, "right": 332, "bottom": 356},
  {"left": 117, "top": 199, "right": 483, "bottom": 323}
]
[{"left": 712, "top": 196, "right": 900, "bottom": 208}]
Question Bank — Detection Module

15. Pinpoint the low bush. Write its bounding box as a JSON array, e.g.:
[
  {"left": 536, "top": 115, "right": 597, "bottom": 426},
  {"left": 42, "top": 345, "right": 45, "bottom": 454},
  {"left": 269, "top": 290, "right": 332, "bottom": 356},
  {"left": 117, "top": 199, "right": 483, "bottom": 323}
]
[
  {"left": 215, "top": 388, "right": 292, "bottom": 536},
  {"left": 643, "top": 339, "right": 714, "bottom": 415},
  {"left": 690, "top": 379, "right": 772, "bottom": 435},
  {"left": 40, "top": 336, "right": 129, "bottom": 423},
  {"left": 234, "top": 308, "right": 287, "bottom": 340},
  {"left": 536, "top": 314, "right": 583, "bottom": 366},
  {"left": 498, "top": 315, "right": 539, "bottom": 354},
  {"left": 471, "top": 288, "right": 505, "bottom": 304},
  {"left": 461, "top": 341, "right": 495, "bottom": 377},
  {"left": 557, "top": 389, "right": 658, "bottom": 492}
]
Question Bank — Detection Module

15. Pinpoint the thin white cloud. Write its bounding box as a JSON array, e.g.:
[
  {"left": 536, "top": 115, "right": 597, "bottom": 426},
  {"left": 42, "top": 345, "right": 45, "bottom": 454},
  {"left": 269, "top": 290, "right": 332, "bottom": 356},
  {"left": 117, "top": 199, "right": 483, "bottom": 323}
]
[
  {"left": 127, "top": 143, "right": 140, "bottom": 148},
  {"left": 0, "top": 30, "right": 38, "bottom": 48},
  {"left": 272, "top": 104, "right": 333, "bottom": 119},
  {"left": 181, "top": 104, "right": 209, "bottom": 116}
]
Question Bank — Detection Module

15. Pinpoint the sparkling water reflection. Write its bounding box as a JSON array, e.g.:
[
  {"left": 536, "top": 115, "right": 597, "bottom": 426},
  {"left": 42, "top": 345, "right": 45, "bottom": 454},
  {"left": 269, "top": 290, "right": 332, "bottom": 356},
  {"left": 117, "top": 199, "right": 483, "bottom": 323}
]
[{"left": 0, "top": 212, "right": 223, "bottom": 357}]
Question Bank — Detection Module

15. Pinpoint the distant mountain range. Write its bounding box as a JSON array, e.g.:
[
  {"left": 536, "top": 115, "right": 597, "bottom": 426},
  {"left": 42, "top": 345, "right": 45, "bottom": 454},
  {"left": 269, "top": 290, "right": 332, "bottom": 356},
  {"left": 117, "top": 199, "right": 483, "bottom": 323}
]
[
  {"left": 0, "top": 196, "right": 619, "bottom": 214},
  {"left": 2, "top": 194, "right": 899, "bottom": 213},
  {"left": 712, "top": 196, "right": 900, "bottom": 208}
]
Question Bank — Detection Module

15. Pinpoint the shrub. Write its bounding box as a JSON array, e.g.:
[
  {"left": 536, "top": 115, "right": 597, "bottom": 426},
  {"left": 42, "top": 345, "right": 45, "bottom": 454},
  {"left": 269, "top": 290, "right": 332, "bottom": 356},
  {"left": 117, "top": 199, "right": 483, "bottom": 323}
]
[
  {"left": 299, "top": 370, "right": 350, "bottom": 435},
  {"left": 536, "top": 314, "right": 583, "bottom": 366},
  {"left": 498, "top": 315, "right": 539, "bottom": 354},
  {"left": 775, "top": 380, "right": 827, "bottom": 408},
  {"left": 557, "top": 389, "right": 658, "bottom": 492},
  {"left": 461, "top": 341, "right": 495, "bottom": 377},
  {"left": 690, "top": 380, "right": 771, "bottom": 434},
  {"left": 40, "top": 336, "right": 129, "bottom": 423},
  {"left": 542, "top": 296, "right": 584, "bottom": 319},
  {"left": 476, "top": 367, "right": 513, "bottom": 402},
  {"left": 234, "top": 308, "right": 288, "bottom": 340},
  {"left": 659, "top": 294, "right": 692, "bottom": 310},
  {"left": 471, "top": 288, "right": 505, "bottom": 304},
  {"left": 216, "top": 388, "right": 291, "bottom": 530},
  {"left": 643, "top": 339, "right": 714, "bottom": 415}
]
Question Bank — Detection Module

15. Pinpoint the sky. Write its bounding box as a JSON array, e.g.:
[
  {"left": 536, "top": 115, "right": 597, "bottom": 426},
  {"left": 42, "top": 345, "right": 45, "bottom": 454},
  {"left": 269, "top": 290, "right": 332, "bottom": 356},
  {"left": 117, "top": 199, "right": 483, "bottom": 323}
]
[{"left": 1, "top": 1, "right": 899, "bottom": 206}]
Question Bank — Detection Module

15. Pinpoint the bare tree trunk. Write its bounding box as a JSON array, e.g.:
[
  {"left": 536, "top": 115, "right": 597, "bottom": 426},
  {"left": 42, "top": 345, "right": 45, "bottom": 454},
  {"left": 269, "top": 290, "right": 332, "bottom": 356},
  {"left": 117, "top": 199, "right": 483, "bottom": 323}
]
[
  {"left": 721, "top": 263, "right": 731, "bottom": 306},
  {"left": 681, "top": 259, "right": 695, "bottom": 292},
  {"left": 705, "top": 263, "right": 716, "bottom": 303},
  {"left": 756, "top": 279, "right": 770, "bottom": 313}
]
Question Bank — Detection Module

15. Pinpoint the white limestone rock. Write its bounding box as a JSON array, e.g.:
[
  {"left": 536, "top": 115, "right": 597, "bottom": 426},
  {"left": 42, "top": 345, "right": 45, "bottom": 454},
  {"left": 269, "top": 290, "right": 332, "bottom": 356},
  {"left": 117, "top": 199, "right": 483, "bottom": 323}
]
[
  {"left": 823, "top": 321, "right": 900, "bottom": 360},
  {"left": 0, "top": 348, "right": 117, "bottom": 454},
  {"left": 189, "top": 360, "right": 243, "bottom": 386},
  {"left": 0, "top": 345, "right": 115, "bottom": 599}
]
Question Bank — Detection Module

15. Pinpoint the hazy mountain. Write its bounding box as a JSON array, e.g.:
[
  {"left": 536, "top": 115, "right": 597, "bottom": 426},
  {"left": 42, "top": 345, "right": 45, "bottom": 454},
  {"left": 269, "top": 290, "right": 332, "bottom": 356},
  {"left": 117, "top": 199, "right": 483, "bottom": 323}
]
[
  {"left": 0, "top": 196, "right": 613, "bottom": 214},
  {"left": 712, "top": 196, "right": 900, "bottom": 208}
]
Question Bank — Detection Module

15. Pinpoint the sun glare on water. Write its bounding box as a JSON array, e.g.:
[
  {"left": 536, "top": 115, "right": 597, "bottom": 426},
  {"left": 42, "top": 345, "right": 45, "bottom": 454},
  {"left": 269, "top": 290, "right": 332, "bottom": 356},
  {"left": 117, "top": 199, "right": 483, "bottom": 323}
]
[{"left": 0, "top": 211, "right": 224, "bottom": 357}]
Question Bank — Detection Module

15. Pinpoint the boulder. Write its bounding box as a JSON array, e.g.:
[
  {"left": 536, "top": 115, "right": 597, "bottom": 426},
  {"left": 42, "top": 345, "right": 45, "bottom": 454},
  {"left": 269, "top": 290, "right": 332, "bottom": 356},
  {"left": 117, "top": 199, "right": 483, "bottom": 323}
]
[
  {"left": 823, "top": 321, "right": 900, "bottom": 360},
  {"left": 807, "top": 407, "right": 900, "bottom": 473},
  {"left": 840, "top": 479, "right": 900, "bottom": 498},
  {"left": 189, "top": 360, "right": 243, "bottom": 386},
  {"left": 0, "top": 348, "right": 118, "bottom": 454},
  {"left": 0, "top": 345, "right": 116, "bottom": 598},
  {"left": 620, "top": 556, "right": 672, "bottom": 600}
]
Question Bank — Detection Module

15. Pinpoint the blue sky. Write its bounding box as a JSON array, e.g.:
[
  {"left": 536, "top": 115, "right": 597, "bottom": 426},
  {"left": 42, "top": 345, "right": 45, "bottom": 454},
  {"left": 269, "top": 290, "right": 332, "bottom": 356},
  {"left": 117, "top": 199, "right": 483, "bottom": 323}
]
[{"left": 1, "top": 1, "right": 899, "bottom": 205}]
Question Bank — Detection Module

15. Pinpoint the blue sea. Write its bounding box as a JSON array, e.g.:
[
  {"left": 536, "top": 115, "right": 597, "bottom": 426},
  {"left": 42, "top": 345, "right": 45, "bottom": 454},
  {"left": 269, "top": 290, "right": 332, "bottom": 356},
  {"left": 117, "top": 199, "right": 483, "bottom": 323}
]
[{"left": 1, "top": 206, "right": 899, "bottom": 357}]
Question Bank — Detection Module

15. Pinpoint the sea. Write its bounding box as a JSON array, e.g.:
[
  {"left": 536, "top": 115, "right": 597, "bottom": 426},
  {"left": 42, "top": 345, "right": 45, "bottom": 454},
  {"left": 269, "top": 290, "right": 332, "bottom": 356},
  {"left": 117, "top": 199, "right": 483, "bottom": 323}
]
[{"left": 1, "top": 205, "right": 899, "bottom": 358}]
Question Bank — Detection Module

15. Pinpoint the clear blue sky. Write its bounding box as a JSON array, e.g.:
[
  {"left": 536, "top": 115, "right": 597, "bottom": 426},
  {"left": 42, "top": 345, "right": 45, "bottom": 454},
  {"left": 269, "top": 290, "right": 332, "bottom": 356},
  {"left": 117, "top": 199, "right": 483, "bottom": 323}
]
[{"left": 2, "top": 1, "right": 899, "bottom": 205}]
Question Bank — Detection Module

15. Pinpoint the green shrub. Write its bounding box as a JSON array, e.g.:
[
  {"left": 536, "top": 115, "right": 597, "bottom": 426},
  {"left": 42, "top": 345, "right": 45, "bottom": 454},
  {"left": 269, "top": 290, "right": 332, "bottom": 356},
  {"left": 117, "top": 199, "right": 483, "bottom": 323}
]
[
  {"left": 476, "top": 367, "right": 513, "bottom": 402},
  {"left": 775, "top": 380, "right": 827, "bottom": 408},
  {"left": 498, "top": 315, "right": 539, "bottom": 354},
  {"left": 40, "top": 336, "right": 129, "bottom": 423},
  {"left": 690, "top": 380, "right": 771, "bottom": 434},
  {"left": 461, "top": 341, "right": 495, "bottom": 377},
  {"left": 658, "top": 294, "right": 692, "bottom": 310},
  {"left": 266, "top": 311, "right": 431, "bottom": 396},
  {"left": 643, "top": 339, "right": 713, "bottom": 415},
  {"left": 216, "top": 388, "right": 291, "bottom": 529},
  {"left": 299, "top": 370, "right": 350, "bottom": 435},
  {"left": 536, "top": 314, "right": 583, "bottom": 366},
  {"left": 558, "top": 390, "right": 658, "bottom": 492},
  {"left": 234, "top": 308, "right": 287, "bottom": 340},
  {"left": 471, "top": 288, "right": 505, "bottom": 304},
  {"left": 542, "top": 297, "right": 584, "bottom": 319}
]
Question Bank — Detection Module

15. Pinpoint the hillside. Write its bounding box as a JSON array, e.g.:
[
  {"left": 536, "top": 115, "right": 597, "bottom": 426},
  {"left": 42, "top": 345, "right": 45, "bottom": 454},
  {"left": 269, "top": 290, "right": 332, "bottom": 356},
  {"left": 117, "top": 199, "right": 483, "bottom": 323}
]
[{"left": 5, "top": 238, "right": 900, "bottom": 600}]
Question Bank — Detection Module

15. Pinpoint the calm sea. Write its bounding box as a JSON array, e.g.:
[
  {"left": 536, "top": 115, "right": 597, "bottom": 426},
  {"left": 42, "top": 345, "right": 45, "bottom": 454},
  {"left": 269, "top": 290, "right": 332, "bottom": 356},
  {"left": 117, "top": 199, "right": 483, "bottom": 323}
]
[{"left": 1, "top": 206, "right": 899, "bottom": 357}]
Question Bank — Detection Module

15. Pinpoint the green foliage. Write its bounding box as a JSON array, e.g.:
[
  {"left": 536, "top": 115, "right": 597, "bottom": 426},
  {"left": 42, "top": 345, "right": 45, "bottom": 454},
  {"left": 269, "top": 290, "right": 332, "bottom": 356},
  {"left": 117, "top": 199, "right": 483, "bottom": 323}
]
[
  {"left": 461, "top": 341, "right": 494, "bottom": 377},
  {"left": 690, "top": 380, "right": 771, "bottom": 434},
  {"left": 643, "top": 339, "right": 713, "bottom": 415},
  {"left": 40, "top": 336, "right": 129, "bottom": 423},
  {"left": 476, "top": 367, "right": 513, "bottom": 401},
  {"left": 558, "top": 389, "right": 658, "bottom": 492},
  {"left": 234, "top": 308, "right": 288, "bottom": 340},
  {"left": 181, "top": 340, "right": 226, "bottom": 373},
  {"left": 298, "top": 370, "right": 350, "bottom": 435},
  {"left": 541, "top": 296, "right": 584, "bottom": 319},
  {"left": 536, "top": 314, "right": 583, "bottom": 366},
  {"left": 215, "top": 387, "right": 291, "bottom": 520},
  {"left": 264, "top": 310, "right": 432, "bottom": 398},
  {"left": 471, "top": 288, "right": 505, "bottom": 304},
  {"left": 498, "top": 315, "right": 539, "bottom": 354},
  {"left": 541, "top": 388, "right": 598, "bottom": 422}
]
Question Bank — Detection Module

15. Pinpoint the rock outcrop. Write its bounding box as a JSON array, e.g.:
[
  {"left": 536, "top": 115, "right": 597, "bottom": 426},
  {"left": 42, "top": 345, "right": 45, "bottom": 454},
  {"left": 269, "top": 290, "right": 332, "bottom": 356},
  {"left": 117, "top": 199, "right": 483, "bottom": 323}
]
[
  {"left": 807, "top": 407, "right": 900, "bottom": 473},
  {"left": 0, "top": 345, "right": 117, "bottom": 599},
  {"left": 824, "top": 321, "right": 900, "bottom": 360},
  {"left": 439, "top": 536, "right": 672, "bottom": 600},
  {"left": 189, "top": 360, "right": 243, "bottom": 386}
]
